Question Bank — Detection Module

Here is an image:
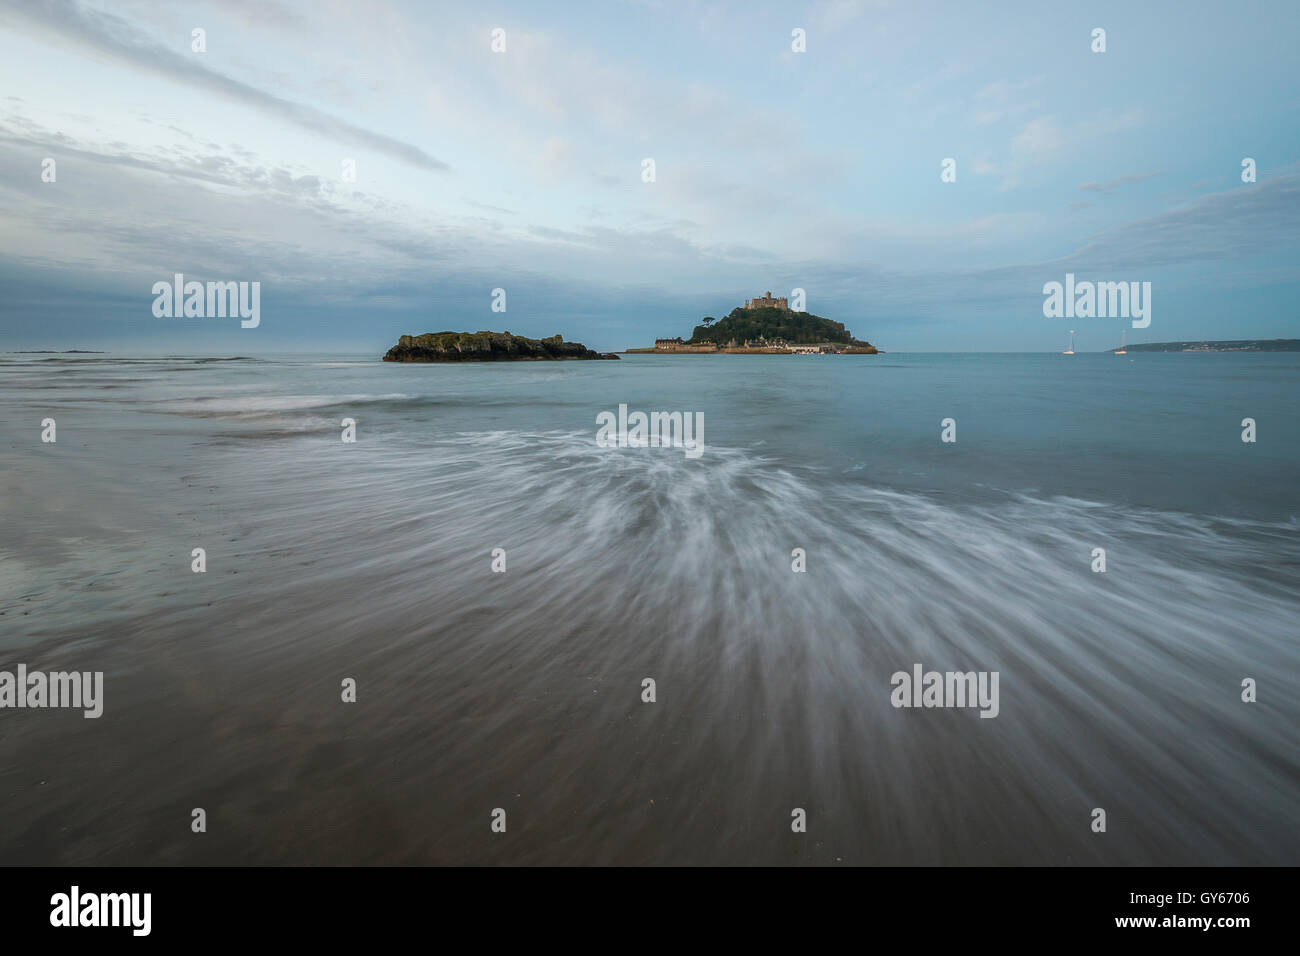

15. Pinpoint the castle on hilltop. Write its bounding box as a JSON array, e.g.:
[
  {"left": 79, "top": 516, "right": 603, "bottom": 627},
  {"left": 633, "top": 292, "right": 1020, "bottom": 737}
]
[{"left": 744, "top": 291, "right": 788, "bottom": 310}]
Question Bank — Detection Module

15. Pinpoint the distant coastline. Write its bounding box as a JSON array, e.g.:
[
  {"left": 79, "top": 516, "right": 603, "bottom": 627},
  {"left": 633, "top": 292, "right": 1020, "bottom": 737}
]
[{"left": 1107, "top": 339, "right": 1300, "bottom": 353}]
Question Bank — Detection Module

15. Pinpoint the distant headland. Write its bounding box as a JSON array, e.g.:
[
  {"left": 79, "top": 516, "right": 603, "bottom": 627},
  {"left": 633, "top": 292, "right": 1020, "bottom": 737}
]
[
  {"left": 384, "top": 331, "right": 619, "bottom": 362},
  {"left": 1110, "top": 339, "right": 1300, "bottom": 353},
  {"left": 628, "top": 292, "right": 877, "bottom": 354}
]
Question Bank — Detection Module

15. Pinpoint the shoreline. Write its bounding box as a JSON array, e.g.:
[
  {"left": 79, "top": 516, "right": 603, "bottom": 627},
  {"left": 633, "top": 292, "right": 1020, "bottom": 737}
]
[{"left": 622, "top": 346, "right": 879, "bottom": 355}]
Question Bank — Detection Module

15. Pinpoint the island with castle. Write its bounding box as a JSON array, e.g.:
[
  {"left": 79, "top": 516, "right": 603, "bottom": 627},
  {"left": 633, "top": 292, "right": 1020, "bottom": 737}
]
[{"left": 628, "top": 292, "right": 878, "bottom": 354}]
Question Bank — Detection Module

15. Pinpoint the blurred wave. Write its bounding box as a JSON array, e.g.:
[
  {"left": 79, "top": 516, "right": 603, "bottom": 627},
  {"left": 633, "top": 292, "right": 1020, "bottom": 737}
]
[{"left": 1, "top": 354, "right": 1297, "bottom": 864}]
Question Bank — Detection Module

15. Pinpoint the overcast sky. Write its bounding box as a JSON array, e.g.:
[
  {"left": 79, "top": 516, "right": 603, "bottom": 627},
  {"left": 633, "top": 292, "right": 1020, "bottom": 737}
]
[{"left": 1, "top": 0, "right": 1297, "bottom": 353}]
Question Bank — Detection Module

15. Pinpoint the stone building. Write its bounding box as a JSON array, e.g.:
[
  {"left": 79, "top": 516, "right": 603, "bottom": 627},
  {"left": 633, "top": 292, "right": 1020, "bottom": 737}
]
[
  {"left": 655, "top": 337, "right": 718, "bottom": 353},
  {"left": 744, "top": 291, "right": 789, "bottom": 310}
]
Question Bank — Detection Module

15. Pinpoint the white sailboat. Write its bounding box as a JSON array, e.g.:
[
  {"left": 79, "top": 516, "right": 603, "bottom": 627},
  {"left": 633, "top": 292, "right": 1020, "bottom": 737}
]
[
  {"left": 1115, "top": 329, "right": 1127, "bottom": 355},
  {"left": 1063, "top": 329, "right": 1075, "bottom": 355}
]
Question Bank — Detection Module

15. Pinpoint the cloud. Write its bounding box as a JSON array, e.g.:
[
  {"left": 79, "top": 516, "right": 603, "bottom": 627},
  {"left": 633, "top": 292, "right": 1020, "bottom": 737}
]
[
  {"left": 997, "top": 108, "right": 1145, "bottom": 190},
  {"left": 975, "top": 77, "right": 1042, "bottom": 101},
  {"left": 466, "top": 200, "right": 518, "bottom": 216},
  {"left": 1079, "top": 170, "right": 1164, "bottom": 194},
  {"left": 534, "top": 136, "right": 578, "bottom": 181},
  {"left": 191, "top": 0, "right": 309, "bottom": 35},
  {"left": 966, "top": 76, "right": 1042, "bottom": 128},
  {"left": 1061, "top": 174, "right": 1300, "bottom": 271},
  {"left": 0, "top": 0, "right": 448, "bottom": 171},
  {"left": 0, "top": 125, "right": 332, "bottom": 200},
  {"left": 812, "top": 0, "right": 883, "bottom": 31},
  {"left": 1011, "top": 117, "right": 1065, "bottom": 160}
]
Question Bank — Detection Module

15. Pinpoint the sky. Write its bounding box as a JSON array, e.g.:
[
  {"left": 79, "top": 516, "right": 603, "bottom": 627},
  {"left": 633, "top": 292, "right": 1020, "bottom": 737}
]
[{"left": 0, "top": 0, "right": 1297, "bottom": 353}]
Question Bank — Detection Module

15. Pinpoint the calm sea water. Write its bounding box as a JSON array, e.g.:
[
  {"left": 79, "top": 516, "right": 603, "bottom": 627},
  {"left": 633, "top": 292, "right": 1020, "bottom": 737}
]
[{"left": 1, "top": 352, "right": 1297, "bottom": 864}]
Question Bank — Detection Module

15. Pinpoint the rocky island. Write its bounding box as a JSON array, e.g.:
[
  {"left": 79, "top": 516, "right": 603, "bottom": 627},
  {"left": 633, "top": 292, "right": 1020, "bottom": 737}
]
[
  {"left": 384, "top": 331, "right": 619, "bottom": 362},
  {"left": 629, "top": 292, "right": 877, "bottom": 354}
]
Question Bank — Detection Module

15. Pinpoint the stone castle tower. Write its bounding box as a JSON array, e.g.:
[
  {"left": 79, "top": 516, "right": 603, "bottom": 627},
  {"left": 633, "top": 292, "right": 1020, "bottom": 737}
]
[{"left": 744, "top": 290, "right": 789, "bottom": 310}]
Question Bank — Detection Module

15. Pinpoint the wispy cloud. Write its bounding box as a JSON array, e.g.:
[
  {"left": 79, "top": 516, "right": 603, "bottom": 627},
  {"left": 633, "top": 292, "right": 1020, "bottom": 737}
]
[
  {"left": 0, "top": 0, "right": 448, "bottom": 171},
  {"left": 1080, "top": 170, "right": 1165, "bottom": 193}
]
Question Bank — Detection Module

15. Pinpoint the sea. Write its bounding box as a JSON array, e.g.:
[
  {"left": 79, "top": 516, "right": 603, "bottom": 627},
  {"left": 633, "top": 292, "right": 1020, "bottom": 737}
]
[{"left": 0, "top": 351, "right": 1297, "bottom": 864}]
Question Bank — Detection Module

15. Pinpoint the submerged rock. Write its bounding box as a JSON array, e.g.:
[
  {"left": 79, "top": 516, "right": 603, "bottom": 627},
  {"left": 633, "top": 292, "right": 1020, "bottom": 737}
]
[{"left": 383, "top": 331, "right": 620, "bottom": 362}]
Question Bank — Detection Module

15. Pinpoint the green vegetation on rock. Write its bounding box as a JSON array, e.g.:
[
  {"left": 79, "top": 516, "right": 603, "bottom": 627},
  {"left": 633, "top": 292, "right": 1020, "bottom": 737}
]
[
  {"left": 686, "top": 307, "right": 872, "bottom": 347},
  {"left": 383, "top": 331, "right": 619, "bottom": 362}
]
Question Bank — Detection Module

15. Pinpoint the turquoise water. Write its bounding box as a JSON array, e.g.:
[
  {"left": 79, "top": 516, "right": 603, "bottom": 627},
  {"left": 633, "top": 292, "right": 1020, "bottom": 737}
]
[{"left": 0, "top": 352, "right": 1296, "bottom": 864}]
